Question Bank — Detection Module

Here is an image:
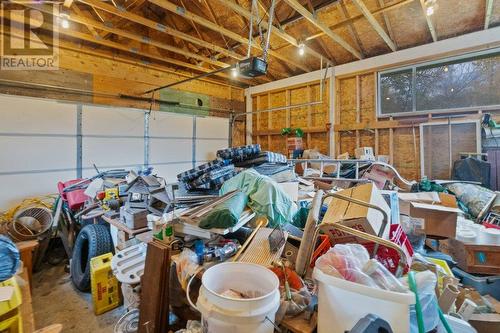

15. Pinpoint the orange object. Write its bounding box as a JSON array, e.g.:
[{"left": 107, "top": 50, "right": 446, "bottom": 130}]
[
  {"left": 270, "top": 267, "right": 303, "bottom": 290},
  {"left": 309, "top": 235, "right": 331, "bottom": 269}
]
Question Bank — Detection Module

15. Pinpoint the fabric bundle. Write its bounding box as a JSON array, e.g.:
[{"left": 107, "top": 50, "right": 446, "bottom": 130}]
[
  {"left": 235, "top": 151, "right": 288, "bottom": 167},
  {"left": 217, "top": 144, "right": 261, "bottom": 162},
  {"left": 185, "top": 165, "right": 237, "bottom": 190},
  {"left": 177, "top": 159, "right": 229, "bottom": 183}
]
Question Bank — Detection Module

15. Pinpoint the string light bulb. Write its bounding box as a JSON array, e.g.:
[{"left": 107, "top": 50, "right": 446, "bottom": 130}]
[
  {"left": 425, "top": 0, "right": 437, "bottom": 16},
  {"left": 298, "top": 43, "right": 305, "bottom": 56},
  {"left": 231, "top": 67, "right": 239, "bottom": 78},
  {"left": 60, "top": 13, "right": 70, "bottom": 29}
]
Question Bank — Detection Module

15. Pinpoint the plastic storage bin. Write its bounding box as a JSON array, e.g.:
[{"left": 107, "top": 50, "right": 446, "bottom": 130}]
[
  {"left": 0, "top": 276, "right": 23, "bottom": 332},
  {"left": 452, "top": 267, "right": 500, "bottom": 300},
  {"left": 313, "top": 267, "right": 415, "bottom": 333}
]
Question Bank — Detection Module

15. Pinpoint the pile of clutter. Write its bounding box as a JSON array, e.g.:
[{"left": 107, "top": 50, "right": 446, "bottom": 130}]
[{"left": 3, "top": 142, "right": 498, "bottom": 333}]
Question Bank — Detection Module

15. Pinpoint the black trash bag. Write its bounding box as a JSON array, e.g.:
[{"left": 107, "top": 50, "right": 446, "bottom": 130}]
[{"left": 452, "top": 157, "right": 491, "bottom": 188}]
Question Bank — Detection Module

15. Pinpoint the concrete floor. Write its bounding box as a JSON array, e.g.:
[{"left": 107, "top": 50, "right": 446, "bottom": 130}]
[{"left": 32, "top": 263, "right": 124, "bottom": 332}]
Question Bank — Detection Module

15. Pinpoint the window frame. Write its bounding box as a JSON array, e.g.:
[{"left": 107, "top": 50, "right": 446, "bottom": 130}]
[{"left": 377, "top": 48, "right": 500, "bottom": 117}]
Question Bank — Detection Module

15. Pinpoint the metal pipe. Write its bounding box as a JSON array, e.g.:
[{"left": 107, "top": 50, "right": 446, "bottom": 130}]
[
  {"left": 142, "top": 64, "right": 236, "bottom": 94},
  {"left": 0, "top": 79, "right": 236, "bottom": 114}
]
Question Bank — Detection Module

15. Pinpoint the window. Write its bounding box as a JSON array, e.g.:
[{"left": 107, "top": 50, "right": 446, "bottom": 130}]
[{"left": 378, "top": 49, "right": 500, "bottom": 116}]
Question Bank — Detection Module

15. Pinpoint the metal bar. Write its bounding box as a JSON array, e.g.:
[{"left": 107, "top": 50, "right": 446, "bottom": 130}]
[
  {"left": 142, "top": 65, "right": 235, "bottom": 94},
  {"left": 144, "top": 111, "right": 150, "bottom": 167},
  {"left": 76, "top": 105, "right": 83, "bottom": 178}
]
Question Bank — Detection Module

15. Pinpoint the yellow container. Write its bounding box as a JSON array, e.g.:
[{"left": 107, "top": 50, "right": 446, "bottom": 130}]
[
  {"left": 90, "top": 253, "right": 121, "bottom": 315},
  {"left": 0, "top": 276, "right": 23, "bottom": 333}
]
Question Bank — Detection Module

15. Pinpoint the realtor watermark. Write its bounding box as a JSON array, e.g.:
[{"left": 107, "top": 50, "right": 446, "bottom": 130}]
[{"left": 1, "top": 1, "right": 59, "bottom": 70}]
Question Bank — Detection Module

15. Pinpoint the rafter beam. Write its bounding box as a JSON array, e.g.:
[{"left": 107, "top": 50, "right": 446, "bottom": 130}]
[
  {"left": 377, "top": 0, "right": 396, "bottom": 45},
  {"left": 352, "top": 0, "right": 397, "bottom": 51},
  {"left": 485, "top": 0, "right": 494, "bottom": 29},
  {"left": 3, "top": 4, "right": 261, "bottom": 86},
  {"left": 304, "top": 0, "right": 415, "bottom": 44},
  {"left": 338, "top": 0, "right": 365, "bottom": 58},
  {"left": 77, "top": 0, "right": 244, "bottom": 61},
  {"left": 101, "top": 0, "right": 147, "bottom": 39},
  {"left": 60, "top": 8, "right": 230, "bottom": 68},
  {"left": 147, "top": 0, "right": 312, "bottom": 72},
  {"left": 282, "top": 0, "right": 363, "bottom": 59},
  {"left": 71, "top": 4, "right": 100, "bottom": 38},
  {"left": 63, "top": 0, "right": 74, "bottom": 8},
  {"left": 418, "top": 0, "right": 437, "bottom": 42},
  {"left": 213, "top": 0, "right": 334, "bottom": 65}
]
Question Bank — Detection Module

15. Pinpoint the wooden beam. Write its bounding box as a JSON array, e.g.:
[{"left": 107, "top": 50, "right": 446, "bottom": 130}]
[
  {"left": 485, "top": 0, "right": 494, "bottom": 29},
  {"left": 377, "top": 0, "right": 396, "bottom": 46},
  {"left": 351, "top": 0, "right": 397, "bottom": 51},
  {"left": 303, "top": 0, "right": 415, "bottom": 44},
  {"left": 1, "top": 9, "right": 251, "bottom": 86},
  {"left": 77, "top": 0, "right": 244, "bottom": 61},
  {"left": 213, "top": 0, "right": 334, "bottom": 65},
  {"left": 338, "top": 0, "right": 365, "bottom": 58},
  {"left": 101, "top": 0, "right": 147, "bottom": 39},
  {"left": 71, "top": 4, "right": 100, "bottom": 38},
  {"left": 282, "top": 0, "right": 363, "bottom": 59},
  {"left": 42, "top": 5, "right": 230, "bottom": 69},
  {"left": 63, "top": 0, "right": 74, "bottom": 8},
  {"left": 147, "top": 0, "right": 312, "bottom": 72},
  {"left": 419, "top": 0, "right": 437, "bottom": 42}
]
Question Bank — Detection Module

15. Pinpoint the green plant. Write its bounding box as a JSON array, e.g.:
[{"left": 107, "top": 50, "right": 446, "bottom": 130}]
[{"left": 281, "top": 127, "right": 304, "bottom": 138}]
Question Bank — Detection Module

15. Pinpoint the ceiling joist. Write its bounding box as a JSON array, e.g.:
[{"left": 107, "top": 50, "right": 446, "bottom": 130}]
[
  {"left": 213, "top": 0, "right": 334, "bottom": 65},
  {"left": 418, "top": 0, "right": 437, "bottom": 42},
  {"left": 77, "top": 0, "right": 244, "bottom": 61},
  {"left": 352, "top": 0, "right": 397, "bottom": 51},
  {"left": 485, "top": 0, "right": 494, "bottom": 29},
  {"left": 282, "top": 0, "right": 363, "bottom": 60},
  {"left": 146, "top": 0, "right": 312, "bottom": 73}
]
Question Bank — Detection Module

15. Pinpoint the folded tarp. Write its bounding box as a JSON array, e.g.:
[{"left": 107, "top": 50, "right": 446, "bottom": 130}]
[
  {"left": 199, "top": 191, "right": 249, "bottom": 229},
  {"left": 220, "top": 169, "right": 298, "bottom": 227}
]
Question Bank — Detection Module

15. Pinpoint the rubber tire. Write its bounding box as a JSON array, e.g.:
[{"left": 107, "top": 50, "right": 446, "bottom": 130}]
[{"left": 70, "top": 224, "right": 113, "bottom": 292}]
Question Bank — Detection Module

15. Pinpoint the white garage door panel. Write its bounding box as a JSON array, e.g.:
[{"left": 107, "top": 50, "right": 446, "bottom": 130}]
[
  {"left": 149, "top": 138, "right": 192, "bottom": 164},
  {"left": 83, "top": 138, "right": 143, "bottom": 168},
  {"left": 149, "top": 112, "right": 193, "bottom": 137},
  {"left": 0, "top": 95, "right": 76, "bottom": 134},
  {"left": 196, "top": 117, "right": 229, "bottom": 139},
  {"left": 196, "top": 139, "right": 227, "bottom": 161},
  {"left": 0, "top": 170, "right": 75, "bottom": 209},
  {"left": 82, "top": 105, "right": 144, "bottom": 136},
  {"left": 0, "top": 137, "right": 76, "bottom": 172},
  {"left": 151, "top": 163, "right": 192, "bottom": 182}
]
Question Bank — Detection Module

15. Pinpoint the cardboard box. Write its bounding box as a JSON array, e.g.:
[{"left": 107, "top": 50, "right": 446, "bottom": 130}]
[
  {"left": 399, "top": 192, "right": 461, "bottom": 238},
  {"left": 354, "top": 147, "right": 374, "bottom": 160},
  {"left": 469, "top": 313, "right": 500, "bottom": 333},
  {"left": 286, "top": 137, "right": 303, "bottom": 150},
  {"left": 322, "top": 183, "right": 391, "bottom": 242}
]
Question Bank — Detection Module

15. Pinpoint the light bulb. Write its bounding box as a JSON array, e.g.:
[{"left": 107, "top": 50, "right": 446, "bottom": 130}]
[
  {"left": 298, "top": 43, "right": 305, "bottom": 56},
  {"left": 231, "top": 67, "right": 238, "bottom": 78},
  {"left": 426, "top": 5, "right": 434, "bottom": 16},
  {"left": 61, "top": 18, "right": 69, "bottom": 29}
]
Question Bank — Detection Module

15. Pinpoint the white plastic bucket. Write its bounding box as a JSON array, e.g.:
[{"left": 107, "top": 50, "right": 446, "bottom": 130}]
[
  {"left": 313, "top": 267, "right": 416, "bottom": 333},
  {"left": 196, "top": 262, "right": 280, "bottom": 333}
]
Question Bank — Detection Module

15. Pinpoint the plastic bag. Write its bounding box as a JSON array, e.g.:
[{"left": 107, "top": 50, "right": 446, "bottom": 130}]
[
  {"left": 174, "top": 248, "right": 200, "bottom": 290},
  {"left": 0, "top": 235, "right": 20, "bottom": 281},
  {"left": 401, "top": 270, "right": 440, "bottom": 333},
  {"left": 316, "top": 244, "right": 408, "bottom": 292},
  {"left": 175, "top": 320, "right": 202, "bottom": 333},
  {"left": 315, "top": 244, "right": 378, "bottom": 288}
]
